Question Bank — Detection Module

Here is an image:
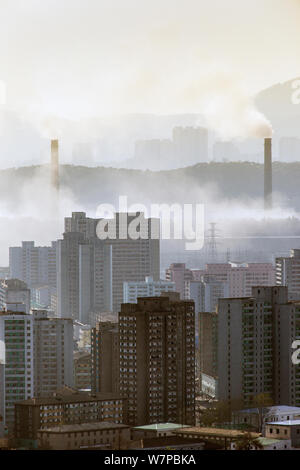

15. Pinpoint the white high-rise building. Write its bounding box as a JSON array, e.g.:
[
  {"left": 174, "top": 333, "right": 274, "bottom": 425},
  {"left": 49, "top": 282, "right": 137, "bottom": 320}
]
[
  {"left": 123, "top": 276, "right": 175, "bottom": 304},
  {"left": 276, "top": 249, "right": 300, "bottom": 300},
  {"left": 32, "top": 310, "right": 74, "bottom": 397}
]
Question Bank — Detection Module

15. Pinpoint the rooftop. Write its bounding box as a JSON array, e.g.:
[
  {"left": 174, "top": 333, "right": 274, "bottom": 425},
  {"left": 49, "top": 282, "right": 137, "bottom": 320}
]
[
  {"left": 236, "top": 405, "right": 300, "bottom": 414},
  {"left": 174, "top": 427, "right": 261, "bottom": 439},
  {"left": 133, "top": 423, "right": 189, "bottom": 432},
  {"left": 38, "top": 421, "right": 129, "bottom": 434},
  {"left": 266, "top": 420, "right": 300, "bottom": 426},
  {"left": 15, "top": 391, "right": 123, "bottom": 406},
  {"left": 257, "top": 437, "right": 288, "bottom": 447}
]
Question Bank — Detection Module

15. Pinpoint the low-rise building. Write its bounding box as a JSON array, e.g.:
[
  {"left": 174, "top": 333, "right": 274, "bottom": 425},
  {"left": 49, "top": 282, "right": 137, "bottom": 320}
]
[
  {"left": 231, "top": 437, "right": 291, "bottom": 450},
  {"left": 37, "top": 422, "right": 131, "bottom": 450},
  {"left": 233, "top": 406, "right": 300, "bottom": 431},
  {"left": 15, "top": 390, "right": 127, "bottom": 447},
  {"left": 265, "top": 420, "right": 300, "bottom": 448}
]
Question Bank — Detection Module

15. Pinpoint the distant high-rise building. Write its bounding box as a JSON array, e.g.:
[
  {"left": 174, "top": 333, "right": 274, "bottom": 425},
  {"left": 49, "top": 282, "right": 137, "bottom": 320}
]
[
  {"left": 276, "top": 249, "right": 300, "bottom": 300},
  {"left": 165, "top": 263, "right": 194, "bottom": 299},
  {"left": 186, "top": 277, "right": 229, "bottom": 313},
  {"left": 91, "top": 322, "right": 119, "bottom": 394},
  {"left": 172, "top": 126, "right": 208, "bottom": 166},
  {"left": 57, "top": 230, "right": 112, "bottom": 321},
  {"left": 123, "top": 276, "right": 175, "bottom": 304},
  {"left": 0, "top": 310, "right": 34, "bottom": 432},
  {"left": 0, "top": 279, "right": 31, "bottom": 314},
  {"left": 217, "top": 286, "right": 300, "bottom": 409},
  {"left": 0, "top": 267, "right": 9, "bottom": 280},
  {"left": 32, "top": 310, "right": 74, "bottom": 397},
  {"left": 201, "top": 262, "right": 276, "bottom": 297},
  {"left": 59, "top": 212, "right": 160, "bottom": 318},
  {"left": 9, "top": 241, "right": 57, "bottom": 290},
  {"left": 119, "top": 295, "right": 195, "bottom": 426},
  {"left": 198, "top": 311, "right": 218, "bottom": 397}
]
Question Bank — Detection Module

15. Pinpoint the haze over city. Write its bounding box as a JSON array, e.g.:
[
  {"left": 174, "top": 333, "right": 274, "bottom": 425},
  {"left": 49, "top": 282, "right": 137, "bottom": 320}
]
[{"left": 1, "top": 0, "right": 300, "bottom": 457}]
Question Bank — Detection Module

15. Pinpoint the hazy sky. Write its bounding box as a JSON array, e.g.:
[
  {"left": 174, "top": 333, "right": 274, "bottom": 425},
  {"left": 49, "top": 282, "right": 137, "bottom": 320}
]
[{"left": 0, "top": 0, "right": 300, "bottom": 119}]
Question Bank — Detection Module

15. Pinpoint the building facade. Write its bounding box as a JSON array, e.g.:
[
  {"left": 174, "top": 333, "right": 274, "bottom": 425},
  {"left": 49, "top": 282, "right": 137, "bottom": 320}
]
[
  {"left": 276, "top": 249, "right": 300, "bottom": 300},
  {"left": 91, "top": 322, "right": 119, "bottom": 394},
  {"left": 9, "top": 241, "right": 57, "bottom": 290},
  {"left": 0, "top": 279, "right": 31, "bottom": 314},
  {"left": 119, "top": 295, "right": 195, "bottom": 426},
  {"left": 32, "top": 310, "right": 74, "bottom": 397},
  {"left": 123, "top": 276, "right": 175, "bottom": 304},
  {"left": 37, "top": 422, "right": 130, "bottom": 450},
  {"left": 0, "top": 311, "right": 34, "bottom": 433},
  {"left": 15, "top": 391, "right": 127, "bottom": 444},
  {"left": 217, "top": 286, "right": 300, "bottom": 409},
  {"left": 74, "top": 351, "right": 91, "bottom": 391},
  {"left": 58, "top": 212, "right": 160, "bottom": 320}
]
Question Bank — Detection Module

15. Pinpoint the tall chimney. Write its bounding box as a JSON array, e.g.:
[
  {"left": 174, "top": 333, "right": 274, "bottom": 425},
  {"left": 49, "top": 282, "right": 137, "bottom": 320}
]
[
  {"left": 51, "top": 139, "right": 59, "bottom": 191},
  {"left": 264, "top": 137, "right": 272, "bottom": 210}
]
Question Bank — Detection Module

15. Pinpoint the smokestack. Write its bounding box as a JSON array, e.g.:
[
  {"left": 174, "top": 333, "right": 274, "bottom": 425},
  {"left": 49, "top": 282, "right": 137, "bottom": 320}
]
[
  {"left": 264, "top": 137, "right": 272, "bottom": 210},
  {"left": 51, "top": 139, "right": 59, "bottom": 191}
]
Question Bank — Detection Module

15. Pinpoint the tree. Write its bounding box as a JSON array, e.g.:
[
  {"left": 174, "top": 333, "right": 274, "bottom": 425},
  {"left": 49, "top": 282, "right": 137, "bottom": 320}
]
[
  {"left": 251, "top": 393, "right": 273, "bottom": 432},
  {"left": 235, "top": 432, "right": 264, "bottom": 451}
]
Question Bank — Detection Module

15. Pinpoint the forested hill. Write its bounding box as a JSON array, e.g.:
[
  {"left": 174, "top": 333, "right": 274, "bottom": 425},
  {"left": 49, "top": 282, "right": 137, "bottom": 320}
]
[{"left": 0, "top": 161, "right": 299, "bottom": 211}]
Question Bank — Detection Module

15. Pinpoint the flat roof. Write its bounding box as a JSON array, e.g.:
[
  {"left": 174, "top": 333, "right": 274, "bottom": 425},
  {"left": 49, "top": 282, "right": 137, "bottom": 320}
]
[
  {"left": 257, "top": 437, "right": 287, "bottom": 447},
  {"left": 174, "top": 427, "right": 260, "bottom": 439},
  {"left": 15, "top": 392, "right": 123, "bottom": 406},
  {"left": 266, "top": 420, "right": 300, "bottom": 426},
  {"left": 237, "top": 406, "right": 300, "bottom": 414},
  {"left": 133, "top": 423, "right": 189, "bottom": 431},
  {"left": 38, "top": 421, "right": 129, "bottom": 433}
]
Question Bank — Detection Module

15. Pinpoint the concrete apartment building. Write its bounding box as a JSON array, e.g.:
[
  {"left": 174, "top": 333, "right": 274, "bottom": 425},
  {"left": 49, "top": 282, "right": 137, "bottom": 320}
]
[
  {"left": 198, "top": 312, "right": 218, "bottom": 397},
  {"left": 0, "top": 279, "right": 31, "bottom": 314},
  {"left": 0, "top": 309, "right": 34, "bottom": 433},
  {"left": 200, "top": 262, "right": 276, "bottom": 297},
  {"left": 119, "top": 294, "right": 195, "bottom": 426},
  {"left": 15, "top": 390, "right": 127, "bottom": 446},
  {"left": 276, "top": 249, "right": 300, "bottom": 300},
  {"left": 37, "top": 421, "right": 131, "bottom": 450},
  {"left": 172, "top": 126, "right": 208, "bottom": 166},
  {"left": 123, "top": 276, "right": 175, "bottom": 304},
  {"left": 74, "top": 351, "right": 91, "bottom": 391},
  {"left": 217, "top": 286, "right": 300, "bottom": 409},
  {"left": 91, "top": 322, "right": 119, "bottom": 394},
  {"left": 57, "top": 230, "right": 112, "bottom": 322},
  {"left": 166, "top": 261, "right": 275, "bottom": 300},
  {"left": 58, "top": 212, "right": 160, "bottom": 320},
  {"left": 165, "top": 263, "right": 194, "bottom": 299},
  {"left": 32, "top": 310, "right": 74, "bottom": 397},
  {"left": 9, "top": 241, "right": 57, "bottom": 290},
  {"left": 186, "top": 278, "right": 229, "bottom": 314}
]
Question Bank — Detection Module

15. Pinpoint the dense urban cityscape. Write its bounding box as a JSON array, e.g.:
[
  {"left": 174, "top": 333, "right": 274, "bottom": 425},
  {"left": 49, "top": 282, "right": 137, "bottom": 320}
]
[{"left": 1, "top": 0, "right": 300, "bottom": 460}]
